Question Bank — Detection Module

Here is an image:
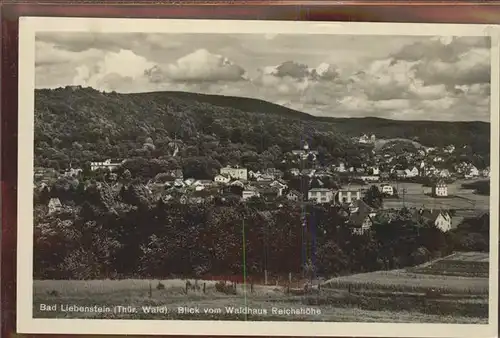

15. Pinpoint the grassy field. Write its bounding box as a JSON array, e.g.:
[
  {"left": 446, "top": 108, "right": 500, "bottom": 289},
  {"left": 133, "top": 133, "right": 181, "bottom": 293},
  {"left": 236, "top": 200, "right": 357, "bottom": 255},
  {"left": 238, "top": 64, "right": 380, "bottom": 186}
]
[
  {"left": 408, "top": 252, "right": 490, "bottom": 278},
  {"left": 321, "top": 252, "right": 489, "bottom": 323},
  {"left": 349, "top": 180, "right": 489, "bottom": 212},
  {"left": 33, "top": 253, "right": 489, "bottom": 323}
]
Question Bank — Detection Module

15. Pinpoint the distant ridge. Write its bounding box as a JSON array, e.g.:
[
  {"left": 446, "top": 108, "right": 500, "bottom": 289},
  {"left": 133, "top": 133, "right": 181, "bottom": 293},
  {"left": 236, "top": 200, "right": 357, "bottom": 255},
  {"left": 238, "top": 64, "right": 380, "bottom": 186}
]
[
  {"left": 127, "top": 90, "right": 490, "bottom": 125},
  {"left": 34, "top": 86, "right": 490, "bottom": 164}
]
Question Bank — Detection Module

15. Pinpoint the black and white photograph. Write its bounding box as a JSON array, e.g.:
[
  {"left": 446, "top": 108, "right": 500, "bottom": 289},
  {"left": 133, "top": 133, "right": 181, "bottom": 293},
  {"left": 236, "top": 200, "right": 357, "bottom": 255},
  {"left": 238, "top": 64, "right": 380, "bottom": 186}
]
[{"left": 17, "top": 18, "right": 498, "bottom": 337}]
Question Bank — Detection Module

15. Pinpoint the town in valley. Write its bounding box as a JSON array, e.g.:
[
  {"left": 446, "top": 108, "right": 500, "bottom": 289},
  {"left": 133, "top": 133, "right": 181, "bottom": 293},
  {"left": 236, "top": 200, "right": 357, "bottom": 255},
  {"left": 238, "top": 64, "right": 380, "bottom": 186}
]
[{"left": 31, "top": 32, "right": 491, "bottom": 324}]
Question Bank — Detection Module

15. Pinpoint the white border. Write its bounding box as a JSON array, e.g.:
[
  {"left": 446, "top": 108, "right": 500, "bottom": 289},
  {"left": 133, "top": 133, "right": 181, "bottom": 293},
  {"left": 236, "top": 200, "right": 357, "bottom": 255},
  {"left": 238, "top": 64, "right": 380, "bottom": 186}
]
[{"left": 17, "top": 17, "right": 499, "bottom": 337}]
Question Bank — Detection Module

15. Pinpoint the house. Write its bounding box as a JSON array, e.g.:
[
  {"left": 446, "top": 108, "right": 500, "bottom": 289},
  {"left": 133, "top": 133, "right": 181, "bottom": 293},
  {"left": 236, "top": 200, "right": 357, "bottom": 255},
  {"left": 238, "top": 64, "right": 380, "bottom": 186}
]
[
  {"left": 349, "top": 200, "right": 377, "bottom": 235},
  {"left": 432, "top": 181, "right": 448, "bottom": 197},
  {"left": 482, "top": 167, "right": 490, "bottom": 178},
  {"left": 308, "top": 188, "right": 335, "bottom": 204},
  {"left": 248, "top": 170, "right": 259, "bottom": 179},
  {"left": 220, "top": 166, "right": 248, "bottom": 181},
  {"left": 90, "top": 159, "right": 124, "bottom": 171},
  {"left": 269, "top": 180, "right": 288, "bottom": 196},
  {"left": 286, "top": 190, "right": 301, "bottom": 201},
  {"left": 184, "top": 178, "right": 196, "bottom": 186},
  {"left": 242, "top": 186, "right": 260, "bottom": 201},
  {"left": 465, "top": 165, "right": 480, "bottom": 178},
  {"left": 301, "top": 169, "right": 316, "bottom": 177},
  {"left": 292, "top": 141, "right": 319, "bottom": 160},
  {"left": 230, "top": 180, "right": 245, "bottom": 188},
  {"left": 192, "top": 180, "right": 213, "bottom": 188},
  {"left": 214, "top": 174, "right": 231, "bottom": 184},
  {"left": 64, "top": 168, "right": 83, "bottom": 177},
  {"left": 438, "top": 169, "right": 451, "bottom": 178},
  {"left": 192, "top": 180, "right": 213, "bottom": 191},
  {"left": 381, "top": 184, "right": 394, "bottom": 196},
  {"left": 48, "top": 198, "right": 62, "bottom": 214},
  {"left": 256, "top": 174, "right": 274, "bottom": 181},
  {"left": 358, "top": 134, "right": 370, "bottom": 144},
  {"left": 173, "top": 179, "right": 185, "bottom": 188},
  {"left": 336, "top": 189, "right": 361, "bottom": 204},
  {"left": 367, "top": 166, "right": 380, "bottom": 175},
  {"left": 336, "top": 162, "right": 346, "bottom": 173},
  {"left": 405, "top": 167, "right": 419, "bottom": 178},
  {"left": 290, "top": 168, "right": 300, "bottom": 176},
  {"left": 360, "top": 175, "right": 379, "bottom": 182},
  {"left": 264, "top": 168, "right": 284, "bottom": 179},
  {"left": 417, "top": 209, "right": 453, "bottom": 232}
]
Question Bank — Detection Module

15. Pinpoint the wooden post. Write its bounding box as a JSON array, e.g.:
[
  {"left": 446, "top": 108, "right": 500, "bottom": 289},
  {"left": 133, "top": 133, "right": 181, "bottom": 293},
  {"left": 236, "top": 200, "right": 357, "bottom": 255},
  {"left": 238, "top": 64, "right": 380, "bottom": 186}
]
[
  {"left": 264, "top": 270, "right": 268, "bottom": 285},
  {"left": 318, "top": 283, "right": 321, "bottom": 291},
  {"left": 289, "top": 272, "right": 292, "bottom": 284},
  {"left": 203, "top": 283, "right": 206, "bottom": 294},
  {"left": 185, "top": 281, "right": 189, "bottom": 294},
  {"left": 149, "top": 280, "right": 152, "bottom": 298}
]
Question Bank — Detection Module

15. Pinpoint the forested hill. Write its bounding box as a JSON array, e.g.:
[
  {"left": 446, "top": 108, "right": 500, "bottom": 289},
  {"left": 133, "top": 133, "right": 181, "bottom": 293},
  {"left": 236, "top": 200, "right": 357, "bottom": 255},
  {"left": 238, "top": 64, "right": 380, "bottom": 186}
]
[{"left": 34, "top": 86, "right": 490, "bottom": 171}]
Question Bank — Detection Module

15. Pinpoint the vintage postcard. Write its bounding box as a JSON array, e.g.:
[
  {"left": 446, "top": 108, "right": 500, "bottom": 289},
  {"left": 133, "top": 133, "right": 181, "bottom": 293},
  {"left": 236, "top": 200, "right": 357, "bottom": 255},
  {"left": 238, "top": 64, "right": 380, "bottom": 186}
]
[{"left": 17, "top": 17, "right": 499, "bottom": 337}]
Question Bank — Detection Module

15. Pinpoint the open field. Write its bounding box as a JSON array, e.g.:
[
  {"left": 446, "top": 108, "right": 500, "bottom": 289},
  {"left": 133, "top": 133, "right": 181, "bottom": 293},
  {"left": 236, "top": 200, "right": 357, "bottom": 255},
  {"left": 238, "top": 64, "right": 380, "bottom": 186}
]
[
  {"left": 33, "top": 278, "right": 487, "bottom": 323},
  {"left": 33, "top": 253, "right": 489, "bottom": 323},
  {"left": 348, "top": 180, "right": 489, "bottom": 212},
  {"left": 408, "top": 252, "right": 489, "bottom": 278}
]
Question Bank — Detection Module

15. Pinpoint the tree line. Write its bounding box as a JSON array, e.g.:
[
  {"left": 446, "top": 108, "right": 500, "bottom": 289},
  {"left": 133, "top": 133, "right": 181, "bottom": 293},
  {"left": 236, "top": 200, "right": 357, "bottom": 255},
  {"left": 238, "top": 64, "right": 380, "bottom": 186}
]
[{"left": 33, "top": 180, "right": 489, "bottom": 280}]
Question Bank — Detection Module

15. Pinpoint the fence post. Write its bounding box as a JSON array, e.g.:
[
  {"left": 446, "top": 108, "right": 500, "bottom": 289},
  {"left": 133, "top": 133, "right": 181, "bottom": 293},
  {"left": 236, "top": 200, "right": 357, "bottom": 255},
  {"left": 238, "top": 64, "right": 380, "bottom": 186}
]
[
  {"left": 149, "top": 280, "right": 152, "bottom": 298},
  {"left": 185, "top": 281, "right": 189, "bottom": 295},
  {"left": 203, "top": 283, "right": 206, "bottom": 294}
]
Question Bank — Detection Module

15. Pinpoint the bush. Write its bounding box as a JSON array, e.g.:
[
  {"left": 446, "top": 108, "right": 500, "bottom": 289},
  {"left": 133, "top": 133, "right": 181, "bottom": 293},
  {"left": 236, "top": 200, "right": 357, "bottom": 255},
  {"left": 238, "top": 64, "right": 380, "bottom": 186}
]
[{"left": 215, "top": 280, "right": 237, "bottom": 295}]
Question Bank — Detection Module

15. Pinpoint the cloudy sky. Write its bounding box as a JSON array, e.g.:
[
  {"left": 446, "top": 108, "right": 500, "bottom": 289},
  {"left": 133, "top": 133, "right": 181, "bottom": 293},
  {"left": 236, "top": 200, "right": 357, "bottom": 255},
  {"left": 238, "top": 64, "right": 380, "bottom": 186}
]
[{"left": 35, "top": 33, "right": 491, "bottom": 121}]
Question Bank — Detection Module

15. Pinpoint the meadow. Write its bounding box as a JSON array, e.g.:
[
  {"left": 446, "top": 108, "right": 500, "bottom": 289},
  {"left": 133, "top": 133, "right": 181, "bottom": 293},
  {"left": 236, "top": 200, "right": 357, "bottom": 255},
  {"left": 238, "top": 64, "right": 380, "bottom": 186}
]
[
  {"left": 349, "top": 180, "right": 489, "bottom": 212},
  {"left": 33, "top": 252, "right": 489, "bottom": 323}
]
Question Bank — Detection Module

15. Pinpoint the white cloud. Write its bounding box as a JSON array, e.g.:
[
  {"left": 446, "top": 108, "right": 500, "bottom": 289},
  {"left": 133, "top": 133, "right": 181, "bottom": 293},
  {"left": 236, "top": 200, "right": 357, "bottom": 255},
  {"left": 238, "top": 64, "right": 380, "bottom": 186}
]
[
  {"left": 145, "top": 49, "right": 247, "bottom": 83},
  {"left": 72, "top": 49, "right": 155, "bottom": 91}
]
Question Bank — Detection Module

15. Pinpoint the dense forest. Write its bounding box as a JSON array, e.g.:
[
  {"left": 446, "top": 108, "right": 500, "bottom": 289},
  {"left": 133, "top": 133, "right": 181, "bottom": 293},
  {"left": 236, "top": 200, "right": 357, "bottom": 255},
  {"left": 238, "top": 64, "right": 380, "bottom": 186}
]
[
  {"left": 34, "top": 87, "right": 490, "bottom": 176},
  {"left": 33, "top": 181, "right": 490, "bottom": 280}
]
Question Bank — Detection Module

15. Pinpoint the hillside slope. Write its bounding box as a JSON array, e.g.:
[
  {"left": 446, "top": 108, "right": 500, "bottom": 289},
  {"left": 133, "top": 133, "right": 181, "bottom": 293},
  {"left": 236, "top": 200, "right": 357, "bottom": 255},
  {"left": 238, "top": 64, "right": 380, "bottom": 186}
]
[
  {"left": 34, "top": 87, "right": 490, "bottom": 172},
  {"left": 152, "top": 90, "right": 490, "bottom": 148}
]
